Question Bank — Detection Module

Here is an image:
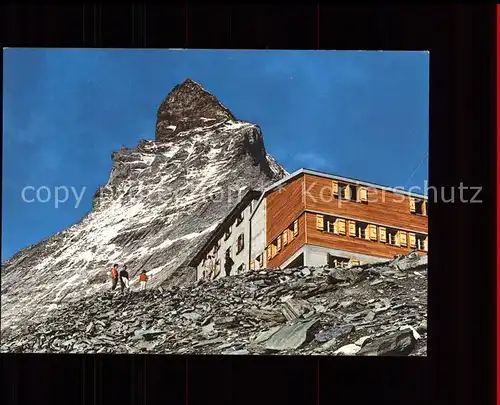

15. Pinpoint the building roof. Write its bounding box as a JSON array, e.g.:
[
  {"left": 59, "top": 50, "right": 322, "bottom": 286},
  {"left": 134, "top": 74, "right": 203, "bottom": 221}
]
[
  {"left": 189, "top": 189, "right": 262, "bottom": 267},
  {"left": 249, "top": 168, "right": 428, "bottom": 222}
]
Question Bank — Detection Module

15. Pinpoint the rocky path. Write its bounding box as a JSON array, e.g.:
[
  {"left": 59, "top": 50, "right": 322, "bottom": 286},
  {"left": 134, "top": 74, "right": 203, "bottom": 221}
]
[{"left": 1, "top": 253, "right": 427, "bottom": 356}]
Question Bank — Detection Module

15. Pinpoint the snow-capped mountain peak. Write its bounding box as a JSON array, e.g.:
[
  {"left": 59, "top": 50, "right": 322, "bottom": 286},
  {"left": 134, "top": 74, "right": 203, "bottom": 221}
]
[
  {"left": 1, "top": 79, "right": 288, "bottom": 332},
  {"left": 156, "top": 78, "right": 237, "bottom": 142}
]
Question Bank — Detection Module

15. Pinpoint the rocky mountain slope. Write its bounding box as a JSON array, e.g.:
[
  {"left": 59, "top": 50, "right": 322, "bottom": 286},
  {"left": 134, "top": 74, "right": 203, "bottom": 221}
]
[
  {"left": 1, "top": 253, "right": 428, "bottom": 356},
  {"left": 1, "top": 78, "right": 288, "bottom": 333}
]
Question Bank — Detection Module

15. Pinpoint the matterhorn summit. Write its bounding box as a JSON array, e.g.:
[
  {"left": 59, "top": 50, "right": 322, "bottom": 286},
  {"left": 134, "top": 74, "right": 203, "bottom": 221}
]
[
  {"left": 156, "top": 78, "right": 237, "bottom": 140},
  {"left": 1, "top": 78, "right": 288, "bottom": 332}
]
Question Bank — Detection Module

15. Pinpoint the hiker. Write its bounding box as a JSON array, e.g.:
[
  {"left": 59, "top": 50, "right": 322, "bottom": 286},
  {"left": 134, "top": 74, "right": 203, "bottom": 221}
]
[
  {"left": 224, "top": 251, "right": 234, "bottom": 277},
  {"left": 120, "top": 264, "right": 130, "bottom": 293},
  {"left": 139, "top": 269, "right": 148, "bottom": 290},
  {"left": 110, "top": 264, "right": 119, "bottom": 291}
]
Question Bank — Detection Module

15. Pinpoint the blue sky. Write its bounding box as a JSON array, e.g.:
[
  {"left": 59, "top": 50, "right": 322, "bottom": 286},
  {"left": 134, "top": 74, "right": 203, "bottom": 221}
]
[{"left": 2, "top": 49, "right": 428, "bottom": 262}]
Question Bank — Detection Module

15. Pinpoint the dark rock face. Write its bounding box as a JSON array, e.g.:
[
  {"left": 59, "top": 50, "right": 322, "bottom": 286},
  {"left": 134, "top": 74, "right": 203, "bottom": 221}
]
[
  {"left": 1, "top": 78, "right": 288, "bottom": 333},
  {"left": 1, "top": 254, "right": 427, "bottom": 355},
  {"left": 156, "top": 78, "right": 236, "bottom": 142}
]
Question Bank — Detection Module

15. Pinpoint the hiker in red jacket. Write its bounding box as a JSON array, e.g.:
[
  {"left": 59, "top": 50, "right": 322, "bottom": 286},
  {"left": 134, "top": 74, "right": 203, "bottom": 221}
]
[
  {"left": 139, "top": 269, "right": 149, "bottom": 290},
  {"left": 110, "top": 264, "right": 119, "bottom": 291}
]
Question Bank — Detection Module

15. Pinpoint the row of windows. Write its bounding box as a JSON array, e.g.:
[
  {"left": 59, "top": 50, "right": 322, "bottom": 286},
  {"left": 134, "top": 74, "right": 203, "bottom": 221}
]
[
  {"left": 264, "top": 219, "right": 299, "bottom": 262},
  {"left": 260, "top": 208, "right": 428, "bottom": 268},
  {"left": 333, "top": 181, "right": 369, "bottom": 203},
  {"left": 199, "top": 205, "right": 252, "bottom": 278},
  {"left": 201, "top": 234, "right": 246, "bottom": 279},
  {"left": 332, "top": 180, "right": 428, "bottom": 217},
  {"left": 203, "top": 232, "right": 245, "bottom": 266},
  {"left": 225, "top": 234, "right": 244, "bottom": 257},
  {"left": 316, "top": 214, "right": 428, "bottom": 251},
  {"left": 201, "top": 189, "right": 427, "bottom": 274},
  {"left": 223, "top": 209, "right": 247, "bottom": 241}
]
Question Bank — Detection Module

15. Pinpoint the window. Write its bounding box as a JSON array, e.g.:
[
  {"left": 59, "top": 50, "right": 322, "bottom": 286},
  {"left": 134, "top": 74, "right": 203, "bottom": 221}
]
[
  {"left": 338, "top": 183, "right": 348, "bottom": 200},
  {"left": 356, "top": 222, "right": 367, "bottom": 239},
  {"left": 236, "top": 212, "right": 244, "bottom": 226},
  {"left": 325, "top": 217, "right": 346, "bottom": 235},
  {"left": 288, "top": 224, "right": 298, "bottom": 243},
  {"left": 416, "top": 234, "right": 427, "bottom": 251},
  {"left": 226, "top": 246, "right": 232, "bottom": 258},
  {"left": 387, "top": 228, "right": 398, "bottom": 245},
  {"left": 410, "top": 198, "right": 427, "bottom": 215},
  {"left": 326, "top": 219, "right": 335, "bottom": 233},
  {"left": 266, "top": 246, "right": 272, "bottom": 261},
  {"left": 270, "top": 240, "right": 278, "bottom": 258},
  {"left": 358, "top": 187, "right": 368, "bottom": 203},
  {"left": 283, "top": 230, "right": 288, "bottom": 246},
  {"left": 333, "top": 181, "right": 365, "bottom": 203},
  {"left": 287, "top": 222, "right": 297, "bottom": 240},
  {"left": 349, "top": 185, "right": 358, "bottom": 202},
  {"left": 256, "top": 254, "right": 263, "bottom": 267},
  {"left": 237, "top": 263, "right": 245, "bottom": 273},
  {"left": 415, "top": 200, "right": 424, "bottom": 215},
  {"left": 335, "top": 182, "right": 352, "bottom": 200},
  {"left": 266, "top": 237, "right": 283, "bottom": 259},
  {"left": 224, "top": 226, "right": 232, "bottom": 241},
  {"left": 236, "top": 234, "right": 244, "bottom": 254}
]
